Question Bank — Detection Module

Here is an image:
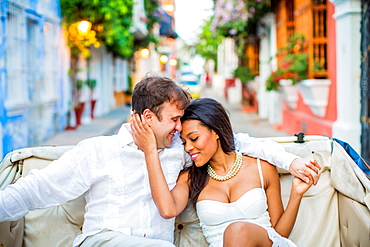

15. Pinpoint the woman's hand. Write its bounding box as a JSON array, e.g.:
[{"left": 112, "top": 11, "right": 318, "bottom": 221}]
[
  {"left": 130, "top": 113, "right": 157, "bottom": 152},
  {"left": 289, "top": 158, "right": 321, "bottom": 185},
  {"left": 291, "top": 176, "right": 314, "bottom": 197}
]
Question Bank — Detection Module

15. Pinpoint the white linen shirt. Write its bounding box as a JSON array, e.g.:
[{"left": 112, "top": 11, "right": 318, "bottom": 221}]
[
  {"left": 0, "top": 124, "right": 192, "bottom": 246},
  {"left": 234, "top": 133, "right": 297, "bottom": 171},
  {"left": 0, "top": 124, "right": 297, "bottom": 246}
]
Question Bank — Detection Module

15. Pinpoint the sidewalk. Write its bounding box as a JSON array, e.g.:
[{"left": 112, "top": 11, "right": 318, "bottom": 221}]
[{"left": 39, "top": 105, "right": 131, "bottom": 146}]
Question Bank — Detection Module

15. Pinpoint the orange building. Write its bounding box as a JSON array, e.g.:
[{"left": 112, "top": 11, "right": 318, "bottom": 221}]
[{"left": 273, "top": 0, "right": 337, "bottom": 138}]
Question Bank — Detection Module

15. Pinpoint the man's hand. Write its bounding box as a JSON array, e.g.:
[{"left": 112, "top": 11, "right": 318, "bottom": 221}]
[
  {"left": 289, "top": 158, "right": 321, "bottom": 185},
  {"left": 130, "top": 113, "right": 157, "bottom": 152}
]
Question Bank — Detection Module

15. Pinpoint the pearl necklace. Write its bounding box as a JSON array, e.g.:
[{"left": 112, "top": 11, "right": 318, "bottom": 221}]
[{"left": 207, "top": 151, "right": 243, "bottom": 182}]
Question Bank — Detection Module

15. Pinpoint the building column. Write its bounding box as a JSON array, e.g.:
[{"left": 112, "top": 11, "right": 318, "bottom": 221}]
[
  {"left": 258, "top": 13, "right": 277, "bottom": 119},
  {"left": 331, "top": 0, "right": 362, "bottom": 152}
]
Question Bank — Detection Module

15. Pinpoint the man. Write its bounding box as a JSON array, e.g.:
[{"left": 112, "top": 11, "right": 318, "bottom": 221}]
[{"left": 0, "top": 76, "right": 319, "bottom": 247}]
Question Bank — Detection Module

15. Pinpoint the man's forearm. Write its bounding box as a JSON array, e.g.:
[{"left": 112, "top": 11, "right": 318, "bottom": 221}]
[{"left": 234, "top": 133, "right": 297, "bottom": 170}]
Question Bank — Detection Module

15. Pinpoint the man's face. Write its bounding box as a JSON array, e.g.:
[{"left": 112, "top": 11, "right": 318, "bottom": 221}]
[{"left": 150, "top": 101, "right": 184, "bottom": 149}]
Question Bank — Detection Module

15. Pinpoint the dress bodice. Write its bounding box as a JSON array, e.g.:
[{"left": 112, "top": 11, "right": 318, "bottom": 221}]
[
  {"left": 196, "top": 158, "right": 296, "bottom": 247},
  {"left": 196, "top": 187, "right": 267, "bottom": 226}
]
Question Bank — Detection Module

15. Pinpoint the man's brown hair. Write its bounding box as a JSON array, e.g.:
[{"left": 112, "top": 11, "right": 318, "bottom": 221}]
[{"left": 131, "top": 76, "right": 192, "bottom": 120}]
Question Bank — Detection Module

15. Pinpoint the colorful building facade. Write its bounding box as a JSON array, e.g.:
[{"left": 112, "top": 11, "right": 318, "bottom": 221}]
[{"left": 0, "top": 0, "right": 70, "bottom": 158}]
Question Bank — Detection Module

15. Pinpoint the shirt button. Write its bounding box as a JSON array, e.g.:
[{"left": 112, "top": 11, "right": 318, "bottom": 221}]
[{"left": 177, "top": 224, "right": 184, "bottom": 230}]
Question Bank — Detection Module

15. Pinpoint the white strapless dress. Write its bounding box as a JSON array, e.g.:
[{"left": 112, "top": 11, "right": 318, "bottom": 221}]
[{"left": 197, "top": 183, "right": 297, "bottom": 246}]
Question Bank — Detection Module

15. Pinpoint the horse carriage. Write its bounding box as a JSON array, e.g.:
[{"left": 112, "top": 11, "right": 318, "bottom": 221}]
[{"left": 0, "top": 135, "right": 369, "bottom": 247}]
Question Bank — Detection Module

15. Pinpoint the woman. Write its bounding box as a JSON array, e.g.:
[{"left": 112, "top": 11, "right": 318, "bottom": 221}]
[{"left": 131, "top": 98, "right": 314, "bottom": 247}]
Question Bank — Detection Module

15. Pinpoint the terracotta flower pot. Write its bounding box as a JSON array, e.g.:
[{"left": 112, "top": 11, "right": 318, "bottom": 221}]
[
  {"left": 75, "top": 102, "right": 85, "bottom": 126},
  {"left": 91, "top": 99, "right": 97, "bottom": 119}
]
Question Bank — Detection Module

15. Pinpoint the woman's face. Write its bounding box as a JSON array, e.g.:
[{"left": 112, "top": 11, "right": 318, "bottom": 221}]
[{"left": 180, "top": 120, "right": 219, "bottom": 167}]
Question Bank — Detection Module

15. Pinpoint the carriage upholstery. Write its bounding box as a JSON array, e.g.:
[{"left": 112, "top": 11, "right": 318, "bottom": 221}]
[{"left": 0, "top": 136, "right": 369, "bottom": 247}]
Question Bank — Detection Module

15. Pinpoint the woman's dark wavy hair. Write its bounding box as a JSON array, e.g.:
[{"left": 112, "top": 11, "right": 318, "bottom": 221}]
[
  {"left": 181, "top": 98, "right": 235, "bottom": 207},
  {"left": 132, "top": 75, "right": 191, "bottom": 120}
]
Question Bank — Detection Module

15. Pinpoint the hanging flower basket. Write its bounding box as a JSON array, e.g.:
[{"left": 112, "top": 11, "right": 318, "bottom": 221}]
[
  {"left": 279, "top": 79, "right": 298, "bottom": 109},
  {"left": 266, "top": 34, "right": 309, "bottom": 92},
  {"left": 297, "top": 79, "right": 331, "bottom": 117}
]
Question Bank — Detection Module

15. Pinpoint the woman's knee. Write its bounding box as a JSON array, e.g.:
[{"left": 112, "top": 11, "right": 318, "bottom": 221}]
[
  {"left": 224, "top": 222, "right": 272, "bottom": 247},
  {"left": 225, "top": 221, "right": 253, "bottom": 236}
]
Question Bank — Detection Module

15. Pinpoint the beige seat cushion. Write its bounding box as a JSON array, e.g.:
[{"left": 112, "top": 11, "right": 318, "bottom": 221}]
[
  {"left": 1, "top": 138, "right": 370, "bottom": 247},
  {"left": 21, "top": 157, "right": 86, "bottom": 247},
  {"left": 338, "top": 193, "right": 370, "bottom": 247},
  {"left": 280, "top": 171, "right": 340, "bottom": 247}
]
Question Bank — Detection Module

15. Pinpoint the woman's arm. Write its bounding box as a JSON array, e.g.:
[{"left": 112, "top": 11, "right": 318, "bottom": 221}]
[
  {"left": 130, "top": 113, "right": 189, "bottom": 218},
  {"left": 263, "top": 161, "right": 313, "bottom": 237},
  {"left": 273, "top": 176, "right": 311, "bottom": 237}
]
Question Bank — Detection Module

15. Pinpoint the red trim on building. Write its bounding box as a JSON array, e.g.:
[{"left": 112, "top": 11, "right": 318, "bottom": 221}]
[{"left": 281, "top": 2, "right": 337, "bottom": 137}]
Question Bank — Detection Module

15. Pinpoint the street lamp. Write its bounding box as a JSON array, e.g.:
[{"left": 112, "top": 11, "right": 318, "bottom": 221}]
[
  {"left": 77, "top": 20, "right": 92, "bottom": 35},
  {"left": 140, "top": 48, "right": 150, "bottom": 59},
  {"left": 160, "top": 55, "right": 168, "bottom": 64},
  {"left": 169, "top": 58, "right": 177, "bottom": 66}
]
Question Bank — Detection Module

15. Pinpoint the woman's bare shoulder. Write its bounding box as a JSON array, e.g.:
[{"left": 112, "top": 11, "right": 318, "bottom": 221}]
[
  {"left": 242, "top": 156, "right": 278, "bottom": 180},
  {"left": 258, "top": 159, "right": 279, "bottom": 187},
  {"left": 242, "top": 155, "right": 276, "bottom": 171},
  {"left": 259, "top": 159, "right": 278, "bottom": 171}
]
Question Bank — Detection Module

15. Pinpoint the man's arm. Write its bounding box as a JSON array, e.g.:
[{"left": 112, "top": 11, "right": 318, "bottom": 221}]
[
  {"left": 234, "top": 133, "right": 321, "bottom": 184},
  {"left": 0, "top": 142, "right": 93, "bottom": 222}
]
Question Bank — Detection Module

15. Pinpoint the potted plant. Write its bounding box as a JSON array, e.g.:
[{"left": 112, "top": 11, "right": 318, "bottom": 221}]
[
  {"left": 233, "top": 65, "right": 257, "bottom": 107},
  {"left": 266, "top": 34, "right": 308, "bottom": 109},
  {"left": 74, "top": 79, "right": 86, "bottom": 126},
  {"left": 86, "top": 79, "right": 97, "bottom": 119},
  {"left": 266, "top": 34, "right": 309, "bottom": 92}
]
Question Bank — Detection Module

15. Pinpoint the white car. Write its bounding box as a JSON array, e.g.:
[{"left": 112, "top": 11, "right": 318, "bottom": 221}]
[{"left": 179, "top": 73, "right": 202, "bottom": 99}]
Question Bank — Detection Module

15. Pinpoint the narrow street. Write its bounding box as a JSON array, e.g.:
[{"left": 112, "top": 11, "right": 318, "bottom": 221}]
[
  {"left": 201, "top": 86, "right": 289, "bottom": 137},
  {"left": 38, "top": 84, "right": 289, "bottom": 147}
]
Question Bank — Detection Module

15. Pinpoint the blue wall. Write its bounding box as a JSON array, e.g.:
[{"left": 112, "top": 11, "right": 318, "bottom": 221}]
[{"left": 0, "top": 0, "right": 67, "bottom": 160}]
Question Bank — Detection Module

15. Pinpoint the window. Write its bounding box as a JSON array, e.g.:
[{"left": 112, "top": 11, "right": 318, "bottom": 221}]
[
  {"left": 114, "top": 58, "right": 129, "bottom": 92},
  {"left": 286, "top": 0, "right": 295, "bottom": 38},
  {"left": 5, "top": 4, "right": 29, "bottom": 112},
  {"left": 246, "top": 41, "right": 260, "bottom": 76},
  {"left": 43, "top": 22, "right": 58, "bottom": 101},
  {"left": 311, "top": 0, "right": 328, "bottom": 78},
  {"left": 26, "top": 19, "right": 39, "bottom": 101},
  {"left": 276, "top": 0, "right": 328, "bottom": 79}
]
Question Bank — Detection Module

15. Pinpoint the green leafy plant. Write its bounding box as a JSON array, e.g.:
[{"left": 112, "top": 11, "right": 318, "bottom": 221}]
[
  {"left": 134, "top": 0, "right": 160, "bottom": 49},
  {"left": 60, "top": 0, "right": 135, "bottom": 59},
  {"left": 60, "top": 0, "right": 136, "bottom": 113},
  {"left": 76, "top": 79, "right": 85, "bottom": 90},
  {"left": 86, "top": 79, "right": 97, "bottom": 89},
  {"left": 233, "top": 65, "right": 255, "bottom": 83},
  {"left": 212, "top": 0, "right": 271, "bottom": 38},
  {"left": 266, "top": 34, "right": 308, "bottom": 91},
  {"left": 195, "top": 18, "right": 222, "bottom": 62}
]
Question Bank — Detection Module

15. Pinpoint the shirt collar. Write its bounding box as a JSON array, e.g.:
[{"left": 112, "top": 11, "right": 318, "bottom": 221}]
[{"left": 117, "top": 123, "right": 135, "bottom": 147}]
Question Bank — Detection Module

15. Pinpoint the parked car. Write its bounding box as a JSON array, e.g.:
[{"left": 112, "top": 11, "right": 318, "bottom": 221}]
[{"left": 179, "top": 72, "right": 202, "bottom": 99}]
